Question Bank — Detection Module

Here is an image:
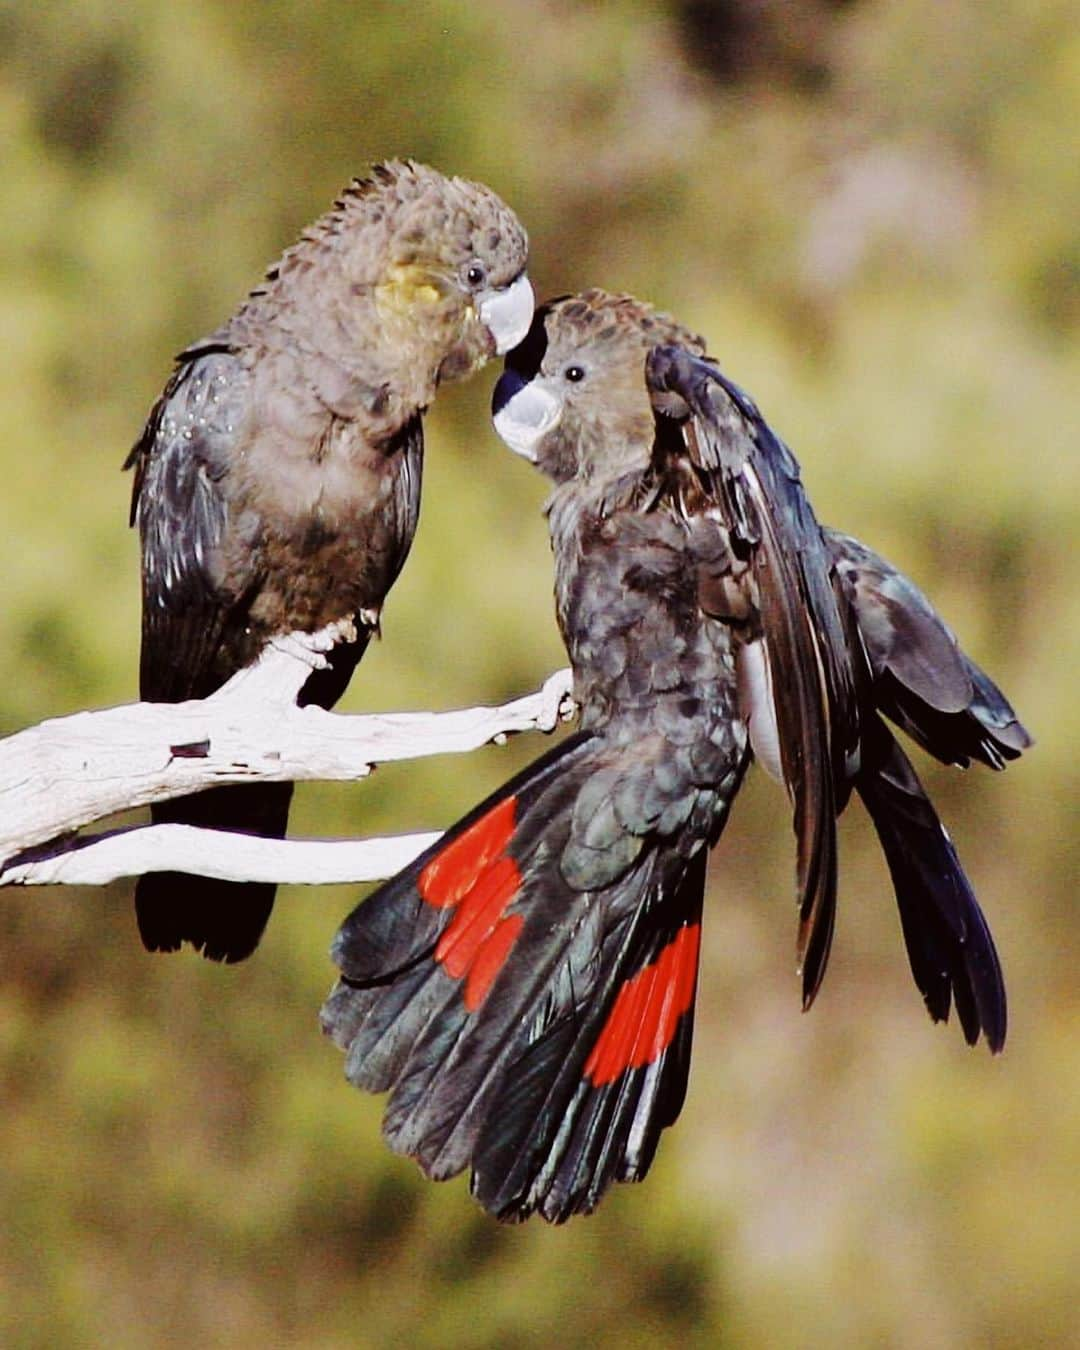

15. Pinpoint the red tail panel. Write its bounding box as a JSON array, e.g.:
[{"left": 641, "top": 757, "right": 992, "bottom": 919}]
[
  {"left": 419, "top": 797, "right": 518, "bottom": 908},
  {"left": 435, "top": 856, "right": 522, "bottom": 978},
  {"left": 585, "top": 923, "right": 700, "bottom": 1085},
  {"left": 414, "top": 797, "right": 528, "bottom": 1011},
  {"left": 464, "top": 914, "right": 525, "bottom": 1011}
]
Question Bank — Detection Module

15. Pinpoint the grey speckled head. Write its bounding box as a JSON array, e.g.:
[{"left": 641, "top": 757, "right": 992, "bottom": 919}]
[
  {"left": 231, "top": 160, "right": 532, "bottom": 397},
  {"left": 493, "top": 289, "right": 706, "bottom": 484}
]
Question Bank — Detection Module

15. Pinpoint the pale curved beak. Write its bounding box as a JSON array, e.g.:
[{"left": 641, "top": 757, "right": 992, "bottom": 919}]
[
  {"left": 491, "top": 368, "right": 561, "bottom": 461},
  {"left": 479, "top": 273, "right": 535, "bottom": 355}
]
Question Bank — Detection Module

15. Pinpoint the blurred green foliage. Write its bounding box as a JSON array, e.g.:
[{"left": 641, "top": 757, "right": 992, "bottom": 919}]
[{"left": 0, "top": 0, "right": 1076, "bottom": 1345}]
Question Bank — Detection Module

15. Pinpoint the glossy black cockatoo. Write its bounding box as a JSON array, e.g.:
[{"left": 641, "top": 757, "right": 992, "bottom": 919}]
[
  {"left": 127, "top": 161, "right": 533, "bottom": 963},
  {"left": 321, "top": 289, "right": 1030, "bottom": 1222}
]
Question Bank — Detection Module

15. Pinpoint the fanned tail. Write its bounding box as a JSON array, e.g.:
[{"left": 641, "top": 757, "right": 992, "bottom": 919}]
[{"left": 322, "top": 730, "right": 711, "bottom": 1221}]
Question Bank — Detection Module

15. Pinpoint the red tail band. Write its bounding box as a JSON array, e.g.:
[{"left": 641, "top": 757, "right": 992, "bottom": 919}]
[
  {"left": 419, "top": 797, "right": 518, "bottom": 909},
  {"left": 585, "top": 923, "right": 701, "bottom": 1085}
]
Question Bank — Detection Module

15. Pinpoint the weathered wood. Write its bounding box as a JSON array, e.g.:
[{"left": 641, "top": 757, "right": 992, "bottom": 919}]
[{"left": 0, "top": 624, "right": 575, "bottom": 887}]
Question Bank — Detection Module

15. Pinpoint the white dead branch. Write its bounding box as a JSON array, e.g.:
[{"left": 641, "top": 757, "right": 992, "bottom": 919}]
[{"left": 0, "top": 624, "right": 576, "bottom": 889}]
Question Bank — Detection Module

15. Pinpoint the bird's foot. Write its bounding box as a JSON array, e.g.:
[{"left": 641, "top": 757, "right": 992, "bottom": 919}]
[
  {"left": 269, "top": 630, "right": 334, "bottom": 671},
  {"left": 538, "top": 667, "right": 577, "bottom": 731}
]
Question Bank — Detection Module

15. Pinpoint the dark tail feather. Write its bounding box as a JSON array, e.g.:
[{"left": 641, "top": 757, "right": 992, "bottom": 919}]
[
  {"left": 473, "top": 848, "right": 706, "bottom": 1222},
  {"left": 856, "top": 717, "right": 1006, "bottom": 1052},
  {"left": 134, "top": 780, "right": 293, "bottom": 963},
  {"left": 134, "top": 631, "right": 368, "bottom": 963},
  {"left": 327, "top": 731, "right": 594, "bottom": 989}
]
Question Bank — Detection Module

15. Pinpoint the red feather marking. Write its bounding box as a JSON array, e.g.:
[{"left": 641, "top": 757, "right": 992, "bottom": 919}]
[
  {"left": 435, "top": 856, "right": 521, "bottom": 978},
  {"left": 418, "top": 797, "right": 517, "bottom": 909},
  {"left": 584, "top": 981, "right": 636, "bottom": 1086},
  {"left": 584, "top": 924, "right": 701, "bottom": 1086},
  {"left": 417, "top": 796, "right": 525, "bottom": 1011},
  {"left": 464, "top": 914, "right": 525, "bottom": 1011}
]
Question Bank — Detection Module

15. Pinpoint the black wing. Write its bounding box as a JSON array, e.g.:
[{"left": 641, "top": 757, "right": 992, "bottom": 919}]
[
  {"left": 823, "top": 528, "right": 1024, "bottom": 1053},
  {"left": 126, "top": 344, "right": 257, "bottom": 702},
  {"left": 646, "top": 344, "right": 859, "bottom": 1008},
  {"left": 127, "top": 345, "right": 277, "bottom": 962},
  {"left": 825, "top": 528, "right": 1032, "bottom": 770},
  {"left": 856, "top": 715, "right": 1008, "bottom": 1052},
  {"left": 387, "top": 412, "right": 424, "bottom": 593}
]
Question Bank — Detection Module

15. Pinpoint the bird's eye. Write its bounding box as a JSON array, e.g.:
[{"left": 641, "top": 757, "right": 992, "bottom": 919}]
[
  {"left": 465, "top": 263, "right": 486, "bottom": 289},
  {"left": 564, "top": 365, "right": 585, "bottom": 383}
]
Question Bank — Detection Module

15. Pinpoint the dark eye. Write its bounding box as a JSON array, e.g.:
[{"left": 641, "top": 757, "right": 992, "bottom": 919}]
[
  {"left": 564, "top": 365, "right": 585, "bottom": 383},
  {"left": 465, "top": 263, "right": 486, "bottom": 289}
]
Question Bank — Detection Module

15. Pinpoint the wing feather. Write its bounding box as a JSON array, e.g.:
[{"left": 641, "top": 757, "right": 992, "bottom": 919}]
[
  {"left": 126, "top": 346, "right": 255, "bottom": 701},
  {"left": 646, "top": 345, "right": 859, "bottom": 1006},
  {"left": 826, "top": 528, "right": 1032, "bottom": 769}
]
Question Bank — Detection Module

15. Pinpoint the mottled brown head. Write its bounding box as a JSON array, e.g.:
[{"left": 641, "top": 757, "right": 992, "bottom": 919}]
[
  {"left": 238, "top": 160, "right": 532, "bottom": 399},
  {"left": 492, "top": 289, "right": 705, "bottom": 484}
]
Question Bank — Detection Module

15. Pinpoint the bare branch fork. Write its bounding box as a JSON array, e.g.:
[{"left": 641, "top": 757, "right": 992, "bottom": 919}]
[{"left": 0, "top": 621, "right": 575, "bottom": 889}]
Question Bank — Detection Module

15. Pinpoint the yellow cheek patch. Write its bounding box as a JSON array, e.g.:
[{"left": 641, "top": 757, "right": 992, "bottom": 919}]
[{"left": 376, "top": 264, "right": 453, "bottom": 318}]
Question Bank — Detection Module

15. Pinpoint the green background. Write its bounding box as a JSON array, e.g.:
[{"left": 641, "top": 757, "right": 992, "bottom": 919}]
[{"left": 1, "top": 1, "right": 1076, "bottom": 1344}]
